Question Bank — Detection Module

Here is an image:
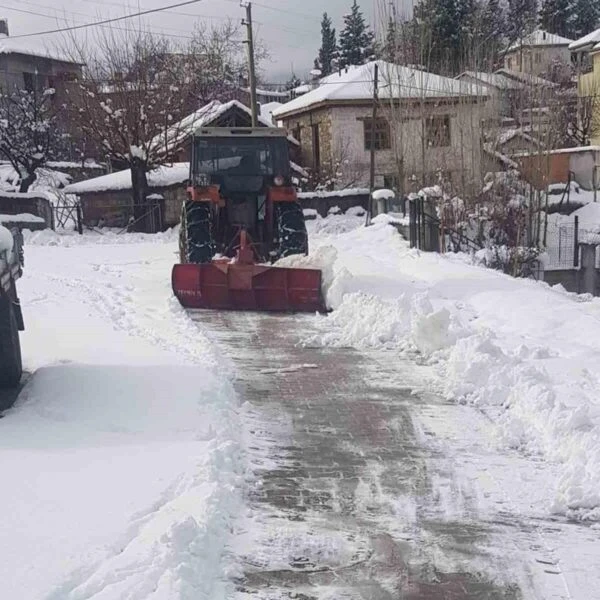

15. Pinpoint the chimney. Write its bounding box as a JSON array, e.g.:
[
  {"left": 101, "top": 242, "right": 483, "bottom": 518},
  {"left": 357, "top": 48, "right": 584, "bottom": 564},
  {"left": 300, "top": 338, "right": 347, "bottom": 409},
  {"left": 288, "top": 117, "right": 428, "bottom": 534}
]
[{"left": 0, "top": 19, "right": 8, "bottom": 37}]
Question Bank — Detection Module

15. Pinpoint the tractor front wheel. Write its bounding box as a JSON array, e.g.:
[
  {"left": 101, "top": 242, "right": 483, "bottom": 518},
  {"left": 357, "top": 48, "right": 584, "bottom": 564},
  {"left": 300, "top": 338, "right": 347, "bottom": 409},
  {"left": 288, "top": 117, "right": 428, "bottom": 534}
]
[
  {"left": 179, "top": 201, "right": 215, "bottom": 264},
  {"left": 275, "top": 202, "right": 308, "bottom": 259}
]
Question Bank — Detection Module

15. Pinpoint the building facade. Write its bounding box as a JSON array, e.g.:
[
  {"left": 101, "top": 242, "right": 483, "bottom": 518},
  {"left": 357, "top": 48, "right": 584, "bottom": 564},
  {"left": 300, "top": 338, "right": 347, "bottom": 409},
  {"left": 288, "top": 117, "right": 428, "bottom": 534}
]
[
  {"left": 504, "top": 30, "right": 573, "bottom": 78},
  {"left": 274, "top": 61, "right": 487, "bottom": 196}
]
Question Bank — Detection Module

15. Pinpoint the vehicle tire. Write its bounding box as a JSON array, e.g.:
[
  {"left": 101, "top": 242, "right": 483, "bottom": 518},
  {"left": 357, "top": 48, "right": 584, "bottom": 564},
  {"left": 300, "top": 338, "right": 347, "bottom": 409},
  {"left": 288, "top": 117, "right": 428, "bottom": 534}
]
[
  {"left": 275, "top": 202, "right": 308, "bottom": 259},
  {"left": 0, "top": 295, "right": 22, "bottom": 389},
  {"left": 179, "top": 201, "right": 215, "bottom": 264}
]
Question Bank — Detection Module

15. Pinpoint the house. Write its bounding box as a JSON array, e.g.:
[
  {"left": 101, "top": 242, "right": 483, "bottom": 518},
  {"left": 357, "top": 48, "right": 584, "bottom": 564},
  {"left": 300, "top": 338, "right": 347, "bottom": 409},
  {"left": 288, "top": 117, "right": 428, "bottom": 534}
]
[
  {"left": 272, "top": 60, "right": 487, "bottom": 194},
  {"left": 455, "top": 71, "right": 525, "bottom": 117},
  {"left": 503, "top": 29, "right": 573, "bottom": 78},
  {"left": 64, "top": 100, "right": 303, "bottom": 230},
  {"left": 570, "top": 28, "right": 600, "bottom": 146},
  {"left": 0, "top": 19, "right": 82, "bottom": 97}
]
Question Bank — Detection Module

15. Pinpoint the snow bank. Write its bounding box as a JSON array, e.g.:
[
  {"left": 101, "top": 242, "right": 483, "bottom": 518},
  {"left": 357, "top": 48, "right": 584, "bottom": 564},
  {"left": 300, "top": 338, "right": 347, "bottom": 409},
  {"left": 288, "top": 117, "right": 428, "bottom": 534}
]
[
  {"left": 0, "top": 213, "right": 45, "bottom": 224},
  {"left": 306, "top": 213, "right": 600, "bottom": 521}
]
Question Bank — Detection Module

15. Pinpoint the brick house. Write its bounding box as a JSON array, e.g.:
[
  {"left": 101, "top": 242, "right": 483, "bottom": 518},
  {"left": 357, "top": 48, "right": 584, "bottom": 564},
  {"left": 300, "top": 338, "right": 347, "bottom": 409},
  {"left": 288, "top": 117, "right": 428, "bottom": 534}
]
[
  {"left": 0, "top": 19, "right": 82, "bottom": 97},
  {"left": 273, "top": 60, "right": 487, "bottom": 195}
]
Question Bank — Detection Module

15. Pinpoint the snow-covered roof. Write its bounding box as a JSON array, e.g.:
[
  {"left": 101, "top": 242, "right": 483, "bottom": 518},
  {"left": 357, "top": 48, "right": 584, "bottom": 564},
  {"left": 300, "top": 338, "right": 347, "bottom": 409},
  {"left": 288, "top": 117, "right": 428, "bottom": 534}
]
[
  {"left": 483, "top": 145, "right": 520, "bottom": 171},
  {"left": 507, "top": 29, "right": 573, "bottom": 52},
  {"left": 259, "top": 101, "right": 283, "bottom": 125},
  {"left": 495, "top": 128, "right": 542, "bottom": 147},
  {"left": 149, "top": 99, "right": 290, "bottom": 154},
  {"left": 63, "top": 163, "right": 190, "bottom": 195},
  {"left": 0, "top": 34, "right": 81, "bottom": 64},
  {"left": 494, "top": 68, "right": 556, "bottom": 88},
  {"left": 273, "top": 61, "right": 484, "bottom": 118},
  {"left": 456, "top": 71, "right": 524, "bottom": 90},
  {"left": 569, "top": 27, "right": 600, "bottom": 51}
]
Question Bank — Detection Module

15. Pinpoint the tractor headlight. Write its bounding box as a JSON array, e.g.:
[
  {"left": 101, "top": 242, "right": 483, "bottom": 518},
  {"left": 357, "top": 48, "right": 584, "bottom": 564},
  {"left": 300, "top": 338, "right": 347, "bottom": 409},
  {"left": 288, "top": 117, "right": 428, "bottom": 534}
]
[{"left": 274, "top": 175, "right": 285, "bottom": 186}]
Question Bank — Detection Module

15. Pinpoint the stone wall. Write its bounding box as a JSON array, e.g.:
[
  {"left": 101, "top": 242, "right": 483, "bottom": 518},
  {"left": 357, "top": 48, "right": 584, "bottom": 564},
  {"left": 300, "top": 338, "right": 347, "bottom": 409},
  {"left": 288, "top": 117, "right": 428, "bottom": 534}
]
[
  {"left": 0, "top": 192, "right": 54, "bottom": 229},
  {"left": 297, "top": 190, "right": 370, "bottom": 217},
  {"left": 80, "top": 184, "right": 185, "bottom": 229}
]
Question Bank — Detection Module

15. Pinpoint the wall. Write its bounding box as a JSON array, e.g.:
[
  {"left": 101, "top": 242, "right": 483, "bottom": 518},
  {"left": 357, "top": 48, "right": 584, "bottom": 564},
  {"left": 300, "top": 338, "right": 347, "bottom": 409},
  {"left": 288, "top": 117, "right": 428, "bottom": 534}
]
[
  {"left": 297, "top": 190, "right": 370, "bottom": 217},
  {"left": 456, "top": 75, "right": 512, "bottom": 118},
  {"left": 579, "top": 51, "right": 600, "bottom": 146},
  {"left": 0, "top": 193, "right": 54, "bottom": 229},
  {"left": 80, "top": 184, "right": 185, "bottom": 229},
  {"left": 281, "top": 107, "right": 333, "bottom": 174},
  {"left": 504, "top": 45, "right": 570, "bottom": 77},
  {"left": 518, "top": 148, "right": 600, "bottom": 190},
  {"left": 326, "top": 99, "right": 484, "bottom": 195},
  {"left": 542, "top": 268, "right": 600, "bottom": 295},
  {"left": 0, "top": 54, "right": 81, "bottom": 97}
]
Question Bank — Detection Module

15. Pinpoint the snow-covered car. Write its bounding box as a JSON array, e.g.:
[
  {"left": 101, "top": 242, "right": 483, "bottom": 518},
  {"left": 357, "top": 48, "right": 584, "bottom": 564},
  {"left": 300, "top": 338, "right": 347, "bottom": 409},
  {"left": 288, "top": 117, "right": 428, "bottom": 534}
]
[{"left": 0, "top": 225, "right": 24, "bottom": 387}]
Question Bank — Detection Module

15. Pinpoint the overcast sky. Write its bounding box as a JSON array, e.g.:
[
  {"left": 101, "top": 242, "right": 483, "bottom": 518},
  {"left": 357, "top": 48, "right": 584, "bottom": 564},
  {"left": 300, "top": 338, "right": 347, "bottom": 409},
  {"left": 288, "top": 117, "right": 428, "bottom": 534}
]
[{"left": 1, "top": 0, "right": 402, "bottom": 83}]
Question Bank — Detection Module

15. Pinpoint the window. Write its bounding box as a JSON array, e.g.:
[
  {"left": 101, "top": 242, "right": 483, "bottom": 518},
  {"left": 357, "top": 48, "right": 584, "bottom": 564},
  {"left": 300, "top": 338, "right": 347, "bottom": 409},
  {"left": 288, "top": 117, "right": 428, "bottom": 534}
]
[
  {"left": 363, "top": 117, "right": 391, "bottom": 150},
  {"left": 23, "top": 72, "right": 35, "bottom": 91},
  {"left": 425, "top": 116, "right": 451, "bottom": 147},
  {"left": 534, "top": 52, "right": 541, "bottom": 64},
  {"left": 507, "top": 57, "right": 512, "bottom": 69},
  {"left": 311, "top": 123, "right": 320, "bottom": 171},
  {"left": 294, "top": 123, "right": 301, "bottom": 145}
]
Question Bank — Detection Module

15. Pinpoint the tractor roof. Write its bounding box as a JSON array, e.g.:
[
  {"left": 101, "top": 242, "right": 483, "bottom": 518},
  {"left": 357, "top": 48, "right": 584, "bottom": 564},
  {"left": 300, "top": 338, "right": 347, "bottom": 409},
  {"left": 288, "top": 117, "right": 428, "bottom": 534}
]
[{"left": 193, "top": 127, "right": 288, "bottom": 139}]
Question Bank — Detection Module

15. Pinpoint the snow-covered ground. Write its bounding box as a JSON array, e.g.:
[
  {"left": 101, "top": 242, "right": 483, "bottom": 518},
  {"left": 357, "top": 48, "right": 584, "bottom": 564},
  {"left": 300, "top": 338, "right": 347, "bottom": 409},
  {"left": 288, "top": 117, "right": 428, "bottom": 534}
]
[
  {"left": 3, "top": 211, "right": 600, "bottom": 598},
  {"left": 0, "top": 229, "right": 244, "bottom": 600},
  {"left": 301, "top": 210, "right": 600, "bottom": 522}
]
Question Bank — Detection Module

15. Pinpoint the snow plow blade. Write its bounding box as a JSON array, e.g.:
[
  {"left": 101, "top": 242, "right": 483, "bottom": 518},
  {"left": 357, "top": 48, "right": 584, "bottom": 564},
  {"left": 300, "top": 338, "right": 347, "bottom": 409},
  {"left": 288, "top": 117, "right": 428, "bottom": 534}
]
[{"left": 172, "top": 263, "right": 325, "bottom": 312}]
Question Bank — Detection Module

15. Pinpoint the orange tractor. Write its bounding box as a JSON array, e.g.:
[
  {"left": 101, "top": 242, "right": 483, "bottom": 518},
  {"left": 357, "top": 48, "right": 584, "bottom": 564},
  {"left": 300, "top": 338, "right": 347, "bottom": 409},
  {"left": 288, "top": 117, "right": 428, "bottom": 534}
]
[{"left": 171, "top": 127, "right": 324, "bottom": 312}]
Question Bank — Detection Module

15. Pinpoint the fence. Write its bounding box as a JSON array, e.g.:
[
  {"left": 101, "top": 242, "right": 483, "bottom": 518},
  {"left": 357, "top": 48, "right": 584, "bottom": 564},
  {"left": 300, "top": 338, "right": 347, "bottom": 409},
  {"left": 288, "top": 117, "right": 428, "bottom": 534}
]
[
  {"left": 52, "top": 199, "right": 165, "bottom": 234},
  {"left": 408, "top": 197, "right": 481, "bottom": 253},
  {"left": 544, "top": 216, "right": 600, "bottom": 271}
]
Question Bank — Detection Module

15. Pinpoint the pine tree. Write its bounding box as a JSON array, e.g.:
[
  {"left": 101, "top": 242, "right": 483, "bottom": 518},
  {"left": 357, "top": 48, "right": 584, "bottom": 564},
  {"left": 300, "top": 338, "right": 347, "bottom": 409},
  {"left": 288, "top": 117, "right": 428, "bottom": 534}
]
[
  {"left": 539, "top": 0, "right": 573, "bottom": 37},
  {"left": 479, "top": 0, "right": 506, "bottom": 66},
  {"left": 571, "top": 0, "right": 600, "bottom": 39},
  {"left": 339, "top": 0, "right": 375, "bottom": 68},
  {"left": 317, "top": 13, "right": 338, "bottom": 76},
  {"left": 507, "top": 0, "right": 538, "bottom": 43},
  {"left": 383, "top": 15, "right": 398, "bottom": 62}
]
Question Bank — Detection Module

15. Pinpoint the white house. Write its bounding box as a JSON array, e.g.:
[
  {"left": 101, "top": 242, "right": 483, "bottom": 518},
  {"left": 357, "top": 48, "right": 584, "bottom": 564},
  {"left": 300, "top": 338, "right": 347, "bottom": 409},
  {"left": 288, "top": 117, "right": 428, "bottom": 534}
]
[{"left": 273, "top": 61, "right": 487, "bottom": 194}]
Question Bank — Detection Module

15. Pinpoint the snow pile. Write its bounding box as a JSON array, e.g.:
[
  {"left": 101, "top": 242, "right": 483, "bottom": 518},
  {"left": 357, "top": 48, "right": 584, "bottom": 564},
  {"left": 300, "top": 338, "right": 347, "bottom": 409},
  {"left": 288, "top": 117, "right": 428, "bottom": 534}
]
[
  {"left": 372, "top": 188, "right": 395, "bottom": 201},
  {"left": 305, "top": 212, "right": 600, "bottom": 521},
  {"left": 0, "top": 213, "right": 45, "bottom": 224}
]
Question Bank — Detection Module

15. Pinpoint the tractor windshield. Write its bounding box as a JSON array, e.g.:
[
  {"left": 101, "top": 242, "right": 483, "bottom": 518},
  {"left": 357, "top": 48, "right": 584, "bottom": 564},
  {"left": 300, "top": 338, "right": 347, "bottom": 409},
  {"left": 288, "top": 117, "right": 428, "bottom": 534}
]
[{"left": 194, "top": 136, "right": 290, "bottom": 178}]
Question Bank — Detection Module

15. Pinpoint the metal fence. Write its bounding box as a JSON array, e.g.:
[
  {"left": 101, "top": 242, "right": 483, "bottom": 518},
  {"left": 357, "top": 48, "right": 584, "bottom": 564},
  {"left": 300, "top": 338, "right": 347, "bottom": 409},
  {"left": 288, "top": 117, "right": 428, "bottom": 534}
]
[{"left": 544, "top": 216, "right": 600, "bottom": 270}]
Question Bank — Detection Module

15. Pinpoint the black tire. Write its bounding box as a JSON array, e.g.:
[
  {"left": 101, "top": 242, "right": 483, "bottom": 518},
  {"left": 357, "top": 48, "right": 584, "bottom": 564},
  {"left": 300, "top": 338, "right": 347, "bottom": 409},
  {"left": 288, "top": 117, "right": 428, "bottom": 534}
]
[
  {"left": 179, "top": 201, "right": 215, "bottom": 264},
  {"left": 275, "top": 202, "right": 308, "bottom": 259},
  {"left": 0, "top": 295, "right": 22, "bottom": 389}
]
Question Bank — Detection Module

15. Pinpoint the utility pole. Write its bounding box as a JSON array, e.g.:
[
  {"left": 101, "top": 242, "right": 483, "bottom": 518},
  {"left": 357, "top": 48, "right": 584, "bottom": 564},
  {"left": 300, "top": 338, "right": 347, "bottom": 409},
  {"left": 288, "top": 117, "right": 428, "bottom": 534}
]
[
  {"left": 366, "top": 63, "right": 379, "bottom": 226},
  {"left": 242, "top": 2, "right": 259, "bottom": 127}
]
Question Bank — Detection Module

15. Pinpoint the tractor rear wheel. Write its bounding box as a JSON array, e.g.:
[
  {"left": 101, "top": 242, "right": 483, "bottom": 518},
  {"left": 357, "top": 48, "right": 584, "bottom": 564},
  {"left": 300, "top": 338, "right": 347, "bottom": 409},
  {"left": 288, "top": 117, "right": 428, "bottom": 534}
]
[
  {"left": 179, "top": 201, "right": 215, "bottom": 264},
  {"left": 275, "top": 202, "right": 308, "bottom": 259}
]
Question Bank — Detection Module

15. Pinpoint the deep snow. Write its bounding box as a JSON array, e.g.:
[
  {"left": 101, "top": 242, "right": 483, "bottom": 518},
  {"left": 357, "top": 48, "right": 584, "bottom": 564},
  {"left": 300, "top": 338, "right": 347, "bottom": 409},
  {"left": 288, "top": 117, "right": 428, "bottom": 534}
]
[
  {"left": 302, "top": 210, "right": 600, "bottom": 522},
  {"left": 0, "top": 229, "right": 244, "bottom": 600}
]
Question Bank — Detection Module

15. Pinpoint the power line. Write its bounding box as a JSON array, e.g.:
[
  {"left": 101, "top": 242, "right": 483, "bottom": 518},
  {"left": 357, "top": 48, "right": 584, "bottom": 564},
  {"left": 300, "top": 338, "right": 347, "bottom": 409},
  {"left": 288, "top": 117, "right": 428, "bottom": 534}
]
[{"left": 5, "top": 0, "right": 206, "bottom": 39}]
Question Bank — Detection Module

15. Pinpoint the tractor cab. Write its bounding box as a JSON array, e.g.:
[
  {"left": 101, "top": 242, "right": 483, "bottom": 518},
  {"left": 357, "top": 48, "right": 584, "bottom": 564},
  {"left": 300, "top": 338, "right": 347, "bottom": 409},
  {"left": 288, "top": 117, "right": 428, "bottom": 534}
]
[{"left": 183, "top": 128, "right": 306, "bottom": 264}]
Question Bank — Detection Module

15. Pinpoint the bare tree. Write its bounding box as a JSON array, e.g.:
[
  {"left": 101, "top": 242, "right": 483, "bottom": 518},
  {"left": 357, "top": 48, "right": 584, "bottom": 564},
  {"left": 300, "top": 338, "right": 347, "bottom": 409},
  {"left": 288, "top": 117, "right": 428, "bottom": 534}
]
[
  {"left": 0, "top": 87, "right": 65, "bottom": 192},
  {"left": 64, "top": 21, "right": 257, "bottom": 232}
]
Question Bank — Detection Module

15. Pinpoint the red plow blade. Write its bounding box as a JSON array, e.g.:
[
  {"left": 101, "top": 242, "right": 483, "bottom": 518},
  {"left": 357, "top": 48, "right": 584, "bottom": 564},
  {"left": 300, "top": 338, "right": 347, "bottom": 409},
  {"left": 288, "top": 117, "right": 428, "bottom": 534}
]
[{"left": 172, "top": 263, "right": 325, "bottom": 312}]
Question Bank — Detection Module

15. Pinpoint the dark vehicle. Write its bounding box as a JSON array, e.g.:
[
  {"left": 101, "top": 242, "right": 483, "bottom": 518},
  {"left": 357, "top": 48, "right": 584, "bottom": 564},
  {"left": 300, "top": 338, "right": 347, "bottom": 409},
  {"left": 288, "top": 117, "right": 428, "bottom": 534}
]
[{"left": 0, "top": 227, "right": 24, "bottom": 388}]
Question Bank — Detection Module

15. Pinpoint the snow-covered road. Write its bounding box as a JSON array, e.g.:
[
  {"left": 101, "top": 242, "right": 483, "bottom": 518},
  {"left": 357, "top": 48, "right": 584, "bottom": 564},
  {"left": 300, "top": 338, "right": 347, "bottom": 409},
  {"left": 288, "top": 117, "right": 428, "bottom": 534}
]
[{"left": 1, "top": 215, "right": 599, "bottom": 599}]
